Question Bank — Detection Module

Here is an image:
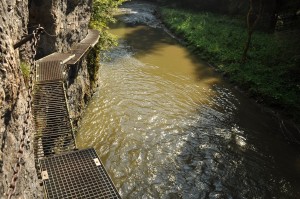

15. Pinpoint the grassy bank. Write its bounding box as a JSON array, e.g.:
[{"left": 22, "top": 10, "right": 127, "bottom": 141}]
[{"left": 160, "top": 8, "right": 300, "bottom": 121}]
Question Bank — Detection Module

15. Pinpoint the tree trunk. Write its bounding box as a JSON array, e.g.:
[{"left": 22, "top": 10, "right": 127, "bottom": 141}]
[
  {"left": 242, "top": 0, "right": 263, "bottom": 63},
  {"left": 242, "top": 31, "right": 253, "bottom": 63}
]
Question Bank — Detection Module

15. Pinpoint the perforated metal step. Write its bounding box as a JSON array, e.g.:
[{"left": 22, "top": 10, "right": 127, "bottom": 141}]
[
  {"left": 33, "top": 81, "right": 76, "bottom": 159},
  {"left": 40, "top": 148, "right": 121, "bottom": 199}
]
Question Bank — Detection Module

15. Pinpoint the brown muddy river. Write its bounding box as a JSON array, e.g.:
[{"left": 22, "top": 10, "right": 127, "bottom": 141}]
[{"left": 77, "top": 2, "right": 300, "bottom": 198}]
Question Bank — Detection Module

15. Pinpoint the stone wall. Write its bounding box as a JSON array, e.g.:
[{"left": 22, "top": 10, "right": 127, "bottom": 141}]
[{"left": 0, "top": 0, "right": 94, "bottom": 198}]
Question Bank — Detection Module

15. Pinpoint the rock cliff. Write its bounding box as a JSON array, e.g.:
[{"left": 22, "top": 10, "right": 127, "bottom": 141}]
[
  {"left": 0, "top": 0, "right": 94, "bottom": 198},
  {"left": 29, "top": 0, "right": 92, "bottom": 58}
]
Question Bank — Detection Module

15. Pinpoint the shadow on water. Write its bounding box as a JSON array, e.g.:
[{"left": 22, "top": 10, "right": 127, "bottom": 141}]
[
  {"left": 110, "top": 21, "right": 174, "bottom": 56},
  {"left": 156, "top": 94, "right": 300, "bottom": 198},
  {"left": 110, "top": 20, "right": 223, "bottom": 85}
]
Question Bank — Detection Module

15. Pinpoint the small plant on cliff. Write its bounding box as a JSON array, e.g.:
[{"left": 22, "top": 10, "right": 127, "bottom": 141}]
[
  {"left": 90, "top": 0, "right": 127, "bottom": 50},
  {"left": 20, "top": 61, "right": 30, "bottom": 86}
]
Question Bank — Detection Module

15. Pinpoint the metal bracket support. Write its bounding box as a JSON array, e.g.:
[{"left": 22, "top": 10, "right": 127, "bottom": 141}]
[
  {"left": 94, "top": 158, "right": 101, "bottom": 166},
  {"left": 41, "top": 170, "right": 49, "bottom": 180}
]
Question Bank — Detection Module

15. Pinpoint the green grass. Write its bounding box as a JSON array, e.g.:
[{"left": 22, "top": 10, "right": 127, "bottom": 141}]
[{"left": 160, "top": 8, "right": 300, "bottom": 121}]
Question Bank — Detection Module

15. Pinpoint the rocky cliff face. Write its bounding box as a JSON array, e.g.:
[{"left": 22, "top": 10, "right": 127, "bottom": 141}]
[
  {"left": 29, "top": 0, "right": 92, "bottom": 58},
  {"left": 0, "top": 0, "right": 93, "bottom": 198},
  {"left": 65, "top": 58, "right": 93, "bottom": 128},
  {"left": 0, "top": 0, "right": 42, "bottom": 198}
]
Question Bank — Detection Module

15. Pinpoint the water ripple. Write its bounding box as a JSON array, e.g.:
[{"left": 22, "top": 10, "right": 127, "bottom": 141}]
[{"left": 77, "top": 2, "right": 300, "bottom": 198}]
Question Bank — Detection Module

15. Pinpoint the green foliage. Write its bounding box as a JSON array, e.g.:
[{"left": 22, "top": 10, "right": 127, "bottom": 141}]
[
  {"left": 87, "top": 0, "right": 127, "bottom": 87},
  {"left": 20, "top": 61, "right": 30, "bottom": 85},
  {"left": 161, "top": 8, "right": 300, "bottom": 119},
  {"left": 90, "top": 0, "right": 127, "bottom": 50}
]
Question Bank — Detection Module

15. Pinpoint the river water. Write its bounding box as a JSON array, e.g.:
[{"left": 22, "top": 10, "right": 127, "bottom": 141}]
[{"left": 77, "top": 2, "right": 300, "bottom": 198}]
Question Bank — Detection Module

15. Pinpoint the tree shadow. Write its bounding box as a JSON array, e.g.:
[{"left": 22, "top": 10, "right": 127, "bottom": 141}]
[
  {"left": 110, "top": 18, "right": 222, "bottom": 84},
  {"left": 110, "top": 20, "right": 175, "bottom": 57},
  {"left": 150, "top": 87, "right": 300, "bottom": 198}
]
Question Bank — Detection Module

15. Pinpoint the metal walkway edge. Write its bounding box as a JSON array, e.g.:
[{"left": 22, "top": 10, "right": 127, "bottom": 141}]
[
  {"left": 67, "top": 29, "right": 100, "bottom": 65},
  {"left": 33, "top": 29, "right": 121, "bottom": 199}
]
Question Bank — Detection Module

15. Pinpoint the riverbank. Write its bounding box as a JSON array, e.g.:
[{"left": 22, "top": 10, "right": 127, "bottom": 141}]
[{"left": 159, "top": 7, "right": 300, "bottom": 124}]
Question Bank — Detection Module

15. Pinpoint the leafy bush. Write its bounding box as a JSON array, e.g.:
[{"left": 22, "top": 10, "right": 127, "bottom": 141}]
[
  {"left": 87, "top": 0, "right": 127, "bottom": 86},
  {"left": 90, "top": 0, "right": 127, "bottom": 50}
]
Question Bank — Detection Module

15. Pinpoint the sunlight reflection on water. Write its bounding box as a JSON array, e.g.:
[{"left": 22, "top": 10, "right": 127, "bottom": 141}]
[{"left": 77, "top": 2, "right": 300, "bottom": 198}]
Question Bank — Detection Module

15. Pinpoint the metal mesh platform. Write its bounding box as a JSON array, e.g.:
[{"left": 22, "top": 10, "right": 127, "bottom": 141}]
[
  {"left": 36, "top": 61, "right": 65, "bottom": 82},
  {"left": 81, "top": 29, "right": 100, "bottom": 47},
  {"left": 37, "top": 52, "right": 75, "bottom": 64},
  {"left": 40, "top": 148, "right": 121, "bottom": 199},
  {"left": 33, "top": 81, "right": 76, "bottom": 159}
]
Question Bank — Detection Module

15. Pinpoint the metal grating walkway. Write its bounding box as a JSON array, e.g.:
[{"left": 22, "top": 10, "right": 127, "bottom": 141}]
[
  {"left": 33, "top": 81, "right": 76, "bottom": 159},
  {"left": 40, "top": 149, "right": 121, "bottom": 199},
  {"left": 32, "top": 29, "right": 121, "bottom": 198}
]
